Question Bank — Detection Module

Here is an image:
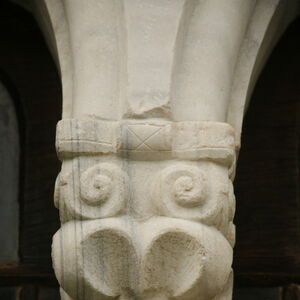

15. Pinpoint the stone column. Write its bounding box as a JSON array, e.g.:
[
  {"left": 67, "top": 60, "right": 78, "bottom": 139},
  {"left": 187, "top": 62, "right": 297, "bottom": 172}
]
[{"left": 30, "top": 0, "right": 298, "bottom": 299}]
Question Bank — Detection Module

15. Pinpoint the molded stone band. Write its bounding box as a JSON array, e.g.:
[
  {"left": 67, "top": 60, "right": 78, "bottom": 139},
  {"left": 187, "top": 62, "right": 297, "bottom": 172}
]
[
  {"left": 56, "top": 119, "right": 236, "bottom": 164},
  {"left": 56, "top": 119, "right": 120, "bottom": 155}
]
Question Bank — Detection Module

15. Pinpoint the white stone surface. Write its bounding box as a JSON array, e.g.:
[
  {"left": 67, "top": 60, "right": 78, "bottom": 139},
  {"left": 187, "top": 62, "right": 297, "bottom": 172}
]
[{"left": 29, "top": 0, "right": 298, "bottom": 299}]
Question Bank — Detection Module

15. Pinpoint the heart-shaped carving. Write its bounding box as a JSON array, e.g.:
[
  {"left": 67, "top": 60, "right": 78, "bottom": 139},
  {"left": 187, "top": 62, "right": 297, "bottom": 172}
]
[{"left": 53, "top": 218, "right": 232, "bottom": 299}]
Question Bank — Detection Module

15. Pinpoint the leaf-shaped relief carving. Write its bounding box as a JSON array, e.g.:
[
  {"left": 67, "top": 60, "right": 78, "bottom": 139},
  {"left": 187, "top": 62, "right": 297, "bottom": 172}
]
[
  {"left": 141, "top": 218, "right": 233, "bottom": 300},
  {"left": 52, "top": 219, "right": 139, "bottom": 300},
  {"left": 141, "top": 230, "right": 205, "bottom": 299}
]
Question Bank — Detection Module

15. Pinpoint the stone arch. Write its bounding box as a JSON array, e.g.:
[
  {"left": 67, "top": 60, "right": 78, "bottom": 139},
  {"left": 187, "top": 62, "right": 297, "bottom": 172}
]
[{"left": 0, "top": 0, "right": 61, "bottom": 287}]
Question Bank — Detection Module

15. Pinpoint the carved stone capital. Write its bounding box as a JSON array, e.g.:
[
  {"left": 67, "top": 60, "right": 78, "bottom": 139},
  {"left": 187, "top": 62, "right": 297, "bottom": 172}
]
[
  {"left": 29, "top": 0, "right": 298, "bottom": 299},
  {"left": 53, "top": 118, "right": 235, "bottom": 299}
]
